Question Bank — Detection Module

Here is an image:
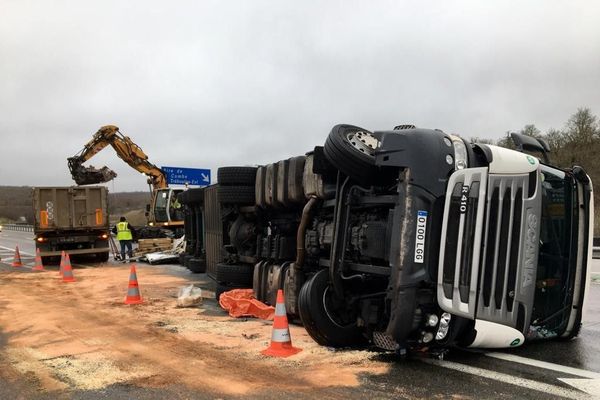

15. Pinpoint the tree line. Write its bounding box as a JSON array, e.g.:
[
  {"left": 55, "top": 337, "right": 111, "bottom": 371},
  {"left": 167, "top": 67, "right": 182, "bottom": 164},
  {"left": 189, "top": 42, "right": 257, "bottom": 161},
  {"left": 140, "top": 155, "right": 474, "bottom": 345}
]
[{"left": 478, "top": 107, "right": 600, "bottom": 234}]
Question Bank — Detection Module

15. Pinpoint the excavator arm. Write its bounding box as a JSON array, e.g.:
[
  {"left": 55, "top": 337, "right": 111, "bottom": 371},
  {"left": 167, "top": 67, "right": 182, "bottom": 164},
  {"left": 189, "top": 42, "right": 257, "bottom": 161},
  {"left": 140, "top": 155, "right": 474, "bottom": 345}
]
[{"left": 68, "top": 125, "right": 167, "bottom": 189}]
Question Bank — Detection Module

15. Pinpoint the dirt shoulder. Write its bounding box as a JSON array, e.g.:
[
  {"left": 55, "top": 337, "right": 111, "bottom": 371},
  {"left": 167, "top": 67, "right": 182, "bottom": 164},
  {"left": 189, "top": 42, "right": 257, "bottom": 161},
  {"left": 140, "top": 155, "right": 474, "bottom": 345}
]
[{"left": 0, "top": 263, "right": 391, "bottom": 398}]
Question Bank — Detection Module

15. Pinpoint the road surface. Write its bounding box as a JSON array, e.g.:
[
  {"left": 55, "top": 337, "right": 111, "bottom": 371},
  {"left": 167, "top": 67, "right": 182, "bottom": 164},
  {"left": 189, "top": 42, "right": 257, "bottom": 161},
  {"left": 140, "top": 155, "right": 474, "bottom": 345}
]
[{"left": 1, "top": 229, "right": 600, "bottom": 399}]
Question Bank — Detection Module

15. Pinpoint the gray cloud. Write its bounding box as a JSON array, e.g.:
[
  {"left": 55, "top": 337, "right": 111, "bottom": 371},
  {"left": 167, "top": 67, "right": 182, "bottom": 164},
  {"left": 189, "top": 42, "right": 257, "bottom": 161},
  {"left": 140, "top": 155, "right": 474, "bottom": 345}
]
[{"left": 1, "top": 0, "right": 599, "bottom": 191}]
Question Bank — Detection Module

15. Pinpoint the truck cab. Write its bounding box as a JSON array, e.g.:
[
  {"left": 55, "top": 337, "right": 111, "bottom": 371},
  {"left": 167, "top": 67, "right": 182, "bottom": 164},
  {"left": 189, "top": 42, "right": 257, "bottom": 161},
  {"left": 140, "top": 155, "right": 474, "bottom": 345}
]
[{"left": 206, "top": 124, "right": 593, "bottom": 351}]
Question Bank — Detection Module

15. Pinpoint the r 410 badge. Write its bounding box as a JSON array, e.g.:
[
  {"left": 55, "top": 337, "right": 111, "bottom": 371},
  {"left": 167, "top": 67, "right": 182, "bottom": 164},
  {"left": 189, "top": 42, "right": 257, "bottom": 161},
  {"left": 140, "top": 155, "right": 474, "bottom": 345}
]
[{"left": 460, "top": 185, "right": 469, "bottom": 214}]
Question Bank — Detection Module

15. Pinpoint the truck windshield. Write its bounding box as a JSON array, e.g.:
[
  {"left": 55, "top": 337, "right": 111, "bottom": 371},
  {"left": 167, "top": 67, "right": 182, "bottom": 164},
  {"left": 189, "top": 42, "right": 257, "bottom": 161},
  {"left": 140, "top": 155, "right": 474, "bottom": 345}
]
[
  {"left": 154, "top": 190, "right": 169, "bottom": 223},
  {"left": 531, "top": 166, "right": 578, "bottom": 336}
]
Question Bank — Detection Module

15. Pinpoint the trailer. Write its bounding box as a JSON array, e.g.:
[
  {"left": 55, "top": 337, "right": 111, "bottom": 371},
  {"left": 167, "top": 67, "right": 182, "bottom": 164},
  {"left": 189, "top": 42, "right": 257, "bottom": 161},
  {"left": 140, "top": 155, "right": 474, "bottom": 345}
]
[{"left": 33, "top": 186, "right": 110, "bottom": 263}]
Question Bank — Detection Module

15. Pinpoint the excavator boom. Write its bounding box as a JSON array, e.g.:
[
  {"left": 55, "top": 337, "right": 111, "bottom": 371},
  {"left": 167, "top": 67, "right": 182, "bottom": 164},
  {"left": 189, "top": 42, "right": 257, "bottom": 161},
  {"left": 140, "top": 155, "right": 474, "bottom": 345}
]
[
  {"left": 68, "top": 125, "right": 167, "bottom": 189},
  {"left": 68, "top": 125, "right": 183, "bottom": 233}
]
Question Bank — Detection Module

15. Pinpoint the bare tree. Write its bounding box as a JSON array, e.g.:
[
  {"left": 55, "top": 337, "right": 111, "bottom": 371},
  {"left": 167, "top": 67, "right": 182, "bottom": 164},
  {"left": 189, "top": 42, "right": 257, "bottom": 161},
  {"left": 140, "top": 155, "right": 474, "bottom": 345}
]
[
  {"left": 519, "top": 124, "right": 542, "bottom": 138},
  {"left": 544, "top": 128, "right": 566, "bottom": 152},
  {"left": 564, "top": 107, "right": 599, "bottom": 144},
  {"left": 496, "top": 131, "right": 515, "bottom": 149}
]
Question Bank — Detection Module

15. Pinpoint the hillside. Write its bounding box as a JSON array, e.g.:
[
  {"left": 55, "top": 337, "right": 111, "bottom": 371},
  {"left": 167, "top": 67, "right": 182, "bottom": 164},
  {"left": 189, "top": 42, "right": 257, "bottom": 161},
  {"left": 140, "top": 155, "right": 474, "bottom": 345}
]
[
  {"left": 0, "top": 186, "right": 33, "bottom": 224},
  {"left": 0, "top": 187, "right": 149, "bottom": 225}
]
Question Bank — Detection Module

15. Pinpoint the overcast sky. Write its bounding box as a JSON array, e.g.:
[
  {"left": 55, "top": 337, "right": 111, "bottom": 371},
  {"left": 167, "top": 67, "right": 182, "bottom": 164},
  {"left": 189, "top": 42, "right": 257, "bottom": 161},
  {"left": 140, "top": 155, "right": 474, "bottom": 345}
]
[{"left": 1, "top": 1, "right": 599, "bottom": 192}]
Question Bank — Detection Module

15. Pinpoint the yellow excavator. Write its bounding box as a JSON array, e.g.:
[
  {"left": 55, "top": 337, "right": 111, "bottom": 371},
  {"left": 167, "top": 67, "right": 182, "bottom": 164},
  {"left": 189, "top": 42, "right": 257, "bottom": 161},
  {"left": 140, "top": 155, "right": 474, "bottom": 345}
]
[{"left": 68, "top": 125, "right": 184, "bottom": 236}]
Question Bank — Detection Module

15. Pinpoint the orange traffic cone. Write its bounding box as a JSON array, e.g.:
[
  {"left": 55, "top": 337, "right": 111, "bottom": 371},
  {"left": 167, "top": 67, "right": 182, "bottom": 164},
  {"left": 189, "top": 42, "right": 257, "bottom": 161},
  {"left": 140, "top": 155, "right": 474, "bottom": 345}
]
[
  {"left": 261, "top": 289, "right": 302, "bottom": 357},
  {"left": 124, "top": 264, "right": 143, "bottom": 305},
  {"left": 32, "top": 249, "right": 45, "bottom": 271},
  {"left": 59, "top": 251, "right": 66, "bottom": 276},
  {"left": 61, "top": 253, "right": 75, "bottom": 282},
  {"left": 12, "top": 246, "right": 23, "bottom": 267}
]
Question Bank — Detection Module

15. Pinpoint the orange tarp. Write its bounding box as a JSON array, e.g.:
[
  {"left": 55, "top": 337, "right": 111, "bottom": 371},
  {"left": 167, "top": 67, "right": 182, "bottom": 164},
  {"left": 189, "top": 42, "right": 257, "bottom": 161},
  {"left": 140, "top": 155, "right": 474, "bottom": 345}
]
[{"left": 219, "top": 289, "right": 275, "bottom": 320}]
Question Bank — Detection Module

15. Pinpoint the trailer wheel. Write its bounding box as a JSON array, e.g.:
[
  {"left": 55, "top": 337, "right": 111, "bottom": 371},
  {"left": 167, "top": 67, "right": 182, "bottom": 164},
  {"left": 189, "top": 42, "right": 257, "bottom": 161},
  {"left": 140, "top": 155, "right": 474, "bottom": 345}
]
[
  {"left": 185, "top": 188, "right": 205, "bottom": 204},
  {"left": 323, "top": 124, "right": 379, "bottom": 184},
  {"left": 298, "top": 269, "right": 366, "bottom": 348},
  {"left": 186, "top": 257, "right": 206, "bottom": 273},
  {"left": 217, "top": 167, "right": 258, "bottom": 186},
  {"left": 217, "top": 186, "right": 255, "bottom": 205},
  {"left": 215, "top": 263, "right": 254, "bottom": 286}
]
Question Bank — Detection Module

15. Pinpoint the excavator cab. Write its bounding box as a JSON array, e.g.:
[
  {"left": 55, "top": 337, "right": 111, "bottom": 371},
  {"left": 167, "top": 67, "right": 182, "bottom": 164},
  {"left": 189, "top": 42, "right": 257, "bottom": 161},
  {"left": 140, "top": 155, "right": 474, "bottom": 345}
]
[{"left": 153, "top": 188, "right": 184, "bottom": 225}]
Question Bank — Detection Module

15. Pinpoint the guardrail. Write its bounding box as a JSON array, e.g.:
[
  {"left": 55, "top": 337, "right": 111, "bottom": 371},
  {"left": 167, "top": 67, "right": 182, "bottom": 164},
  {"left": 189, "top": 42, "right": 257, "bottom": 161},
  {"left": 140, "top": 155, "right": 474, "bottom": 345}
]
[{"left": 2, "top": 224, "right": 34, "bottom": 232}]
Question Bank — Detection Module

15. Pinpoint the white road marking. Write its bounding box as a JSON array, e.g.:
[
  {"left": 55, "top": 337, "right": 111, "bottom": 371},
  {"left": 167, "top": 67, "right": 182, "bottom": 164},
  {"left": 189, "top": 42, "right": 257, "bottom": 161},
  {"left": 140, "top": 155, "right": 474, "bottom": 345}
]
[
  {"left": 558, "top": 378, "right": 600, "bottom": 396},
  {"left": 422, "top": 358, "right": 590, "bottom": 399},
  {"left": 0, "top": 245, "right": 34, "bottom": 257},
  {"left": 485, "top": 352, "right": 600, "bottom": 396},
  {"left": 485, "top": 352, "right": 600, "bottom": 379},
  {"left": 0, "top": 245, "right": 34, "bottom": 269}
]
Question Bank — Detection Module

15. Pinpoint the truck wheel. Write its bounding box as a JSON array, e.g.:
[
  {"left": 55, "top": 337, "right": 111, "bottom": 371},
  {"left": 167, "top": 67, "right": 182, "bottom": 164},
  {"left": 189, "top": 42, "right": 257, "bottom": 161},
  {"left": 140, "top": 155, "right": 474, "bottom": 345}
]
[
  {"left": 217, "top": 167, "right": 258, "bottom": 186},
  {"left": 298, "top": 269, "right": 366, "bottom": 348},
  {"left": 215, "top": 282, "right": 248, "bottom": 301},
  {"left": 215, "top": 263, "right": 254, "bottom": 286},
  {"left": 183, "top": 254, "right": 195, "bottom": 268},
  {"left": 186, "top": 257, "right": 206, "bottom": 273},
  {"left": 179, "top": 253, "right": 187, "bottom": 266},
  {"left": 323, "top": 124, "right": 379, "bottom": 184},
  {"left": 96, "top": 252, "right": 109, "bottom": 263},
  {"left": 186, "top": 188, "right": 205, "bottom": 204},
  {"left": 218, "top": 186, "right": 255, "bottom": 205}
]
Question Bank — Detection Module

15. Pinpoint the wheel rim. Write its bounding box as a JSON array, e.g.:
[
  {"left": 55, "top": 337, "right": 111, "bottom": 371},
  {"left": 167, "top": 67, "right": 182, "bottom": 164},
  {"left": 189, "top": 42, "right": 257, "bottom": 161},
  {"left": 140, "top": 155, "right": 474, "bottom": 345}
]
[
  {"left": 346, "top": 130, "right": 380, "bottom": 156},
  {"left": 322, "top": 286, "right": 357, "bottom": 329}
]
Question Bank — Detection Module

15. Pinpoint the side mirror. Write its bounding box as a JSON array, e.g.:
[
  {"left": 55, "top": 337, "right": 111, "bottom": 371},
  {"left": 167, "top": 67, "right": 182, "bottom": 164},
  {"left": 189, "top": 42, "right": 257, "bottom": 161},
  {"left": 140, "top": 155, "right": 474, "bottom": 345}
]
[{"left": 510, "top": 133, "right": 550, "bottom": 163}]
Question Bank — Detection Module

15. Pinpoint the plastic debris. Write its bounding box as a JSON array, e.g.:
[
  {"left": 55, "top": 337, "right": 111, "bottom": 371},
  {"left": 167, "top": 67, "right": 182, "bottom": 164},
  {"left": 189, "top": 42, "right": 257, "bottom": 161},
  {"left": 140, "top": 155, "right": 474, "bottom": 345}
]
[
  {"left": 176, "top": 284, "right": 203, "bottom": 307},
  {"left": 219, "top": 289, "right": 274, "bottom": 320}
]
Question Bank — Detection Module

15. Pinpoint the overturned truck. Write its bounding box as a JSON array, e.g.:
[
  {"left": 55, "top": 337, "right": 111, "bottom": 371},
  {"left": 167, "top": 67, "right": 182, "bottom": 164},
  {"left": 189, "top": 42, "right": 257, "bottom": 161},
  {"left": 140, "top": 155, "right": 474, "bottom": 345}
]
[{"left": 186, "top": 124, "right": 594, "bottom": 351}]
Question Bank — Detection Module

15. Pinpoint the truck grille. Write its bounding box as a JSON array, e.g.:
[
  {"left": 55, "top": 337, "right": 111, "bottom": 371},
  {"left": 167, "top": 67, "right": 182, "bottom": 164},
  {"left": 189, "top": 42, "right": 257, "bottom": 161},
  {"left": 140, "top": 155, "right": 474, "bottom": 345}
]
[{"left": 437, "top": 168, "right": 539, "bottom": 330}]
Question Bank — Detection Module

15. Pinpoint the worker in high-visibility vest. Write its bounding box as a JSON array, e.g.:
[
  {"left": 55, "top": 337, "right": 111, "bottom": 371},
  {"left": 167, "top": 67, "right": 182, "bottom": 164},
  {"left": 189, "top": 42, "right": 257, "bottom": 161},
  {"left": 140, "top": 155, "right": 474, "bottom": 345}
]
[{"left": 112, "top": 216, "right": 136, "bottom": 262}]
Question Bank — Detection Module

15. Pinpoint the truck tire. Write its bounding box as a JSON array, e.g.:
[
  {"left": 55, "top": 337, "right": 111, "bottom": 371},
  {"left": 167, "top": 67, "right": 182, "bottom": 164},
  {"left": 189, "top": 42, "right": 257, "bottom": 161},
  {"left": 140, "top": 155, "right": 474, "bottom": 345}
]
[
  {"left": 183, "top": 254, "right": 195, "bottom": 267},
  {"left": 179, "top": 253, "right": 187, "bottom": 266},
  {"left": 323, "top": 124, "right": 379, "bottom": 184},
  {"left": 96, "top": 252, "right": 109, "bottom": 263},
  {"left": 218, "top": 186, "right": 255, "bottom": 205},
  {"left": 215, "top": 263, "right": 254, "bottom": 286},
  {"left": 298, "top": 269, "right": 366, "bottom": 348},
  {"left": 186, "top": 257, "right": 206, "bottom": 273},
  {"left": 186, "top": 188, "right": 205, "bottom": 204},
  {"left": 217, "top": 167, "right": 257, "bottom": 186}
]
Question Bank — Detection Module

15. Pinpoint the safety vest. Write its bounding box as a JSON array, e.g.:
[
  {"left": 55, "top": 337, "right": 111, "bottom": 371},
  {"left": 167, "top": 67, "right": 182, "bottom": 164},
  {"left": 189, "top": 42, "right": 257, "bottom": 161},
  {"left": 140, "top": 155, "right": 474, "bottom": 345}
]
[{"left": 116, "top": 222, "right": 133, "bottom": 241}]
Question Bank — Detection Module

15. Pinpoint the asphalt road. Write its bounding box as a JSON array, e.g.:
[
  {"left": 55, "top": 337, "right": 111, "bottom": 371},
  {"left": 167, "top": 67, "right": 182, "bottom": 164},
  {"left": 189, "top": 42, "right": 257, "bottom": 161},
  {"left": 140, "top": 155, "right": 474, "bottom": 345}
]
[{"left": 2, "top": 228, "right": 600, "bottom": 399}]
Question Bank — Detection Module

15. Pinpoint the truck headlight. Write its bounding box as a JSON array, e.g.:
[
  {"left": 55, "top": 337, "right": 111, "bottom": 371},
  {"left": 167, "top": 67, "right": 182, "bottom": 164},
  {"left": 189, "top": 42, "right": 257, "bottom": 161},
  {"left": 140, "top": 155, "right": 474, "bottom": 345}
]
[
  {"left": 435, "top": 312, "right": 452, "bottom": 340},
  {"left": 450, "top": 135, "right": 468, "bottom": 170}
]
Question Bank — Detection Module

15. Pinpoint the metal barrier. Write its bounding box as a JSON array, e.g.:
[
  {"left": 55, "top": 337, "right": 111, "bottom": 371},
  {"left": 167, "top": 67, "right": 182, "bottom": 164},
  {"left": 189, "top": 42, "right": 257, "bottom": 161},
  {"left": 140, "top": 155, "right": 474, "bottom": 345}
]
[{"left": 2, "top": 224, "right": 34, "bottom": 232}]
